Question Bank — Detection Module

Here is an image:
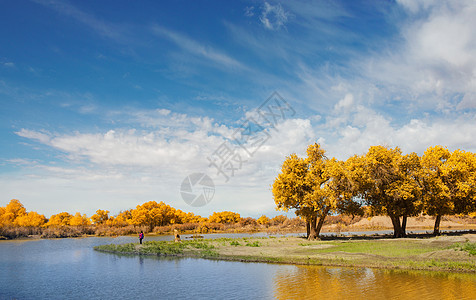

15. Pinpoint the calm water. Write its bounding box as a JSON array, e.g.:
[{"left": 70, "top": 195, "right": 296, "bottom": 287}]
[{"left": 1, "top": 234, "right": 475, "bottom": 299}]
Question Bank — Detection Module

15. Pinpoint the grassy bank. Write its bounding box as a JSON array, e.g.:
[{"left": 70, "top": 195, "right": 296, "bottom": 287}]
[{"left": 94, "top": 233, "right": 476, "bottom": 273}]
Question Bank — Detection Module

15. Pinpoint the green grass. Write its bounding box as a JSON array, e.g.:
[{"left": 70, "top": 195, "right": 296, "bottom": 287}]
[
  {"left": 94, "top": 243, "right": 136, "bottom": 253},
  {"left": 230, "top": 240, "right": 241, "bottom": 246},
  {"left": 245, "top": 241, "right": 261, "bottom": 247},
  {"left": 200, "top": 248, "right": 219, "bottom": 257},
  {"left": 399, "top": 259, "right": 476, "bottom": 271},
  {"left": 140, "top": 241, "right": 186, "bottom": 255},
  {"left": 452, "top": 242, "right": 476, "bottom": 255},
  {"left": 186, "top": 240, "right": 215, "bottom": 250},
  {"left": 94, "top": 240, "right": 216, "bottom": 256}
]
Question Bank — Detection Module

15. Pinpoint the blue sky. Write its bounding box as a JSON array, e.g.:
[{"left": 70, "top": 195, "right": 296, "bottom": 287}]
[{"left": 1, "top": 0, "right": 475, "bottom": 218}]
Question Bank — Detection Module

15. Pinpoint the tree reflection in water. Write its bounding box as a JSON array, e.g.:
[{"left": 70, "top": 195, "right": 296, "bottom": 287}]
[{"left": 273, "top": 265, "right": 476, "bottom": 299}]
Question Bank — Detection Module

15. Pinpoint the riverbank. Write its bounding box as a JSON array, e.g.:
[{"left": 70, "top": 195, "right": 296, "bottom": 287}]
[
  {"left": 2, "top": 214, "right": 475, "bottom": 240},
  {"left": 94, "top": 232, "right": 476, "bottom": 273}
]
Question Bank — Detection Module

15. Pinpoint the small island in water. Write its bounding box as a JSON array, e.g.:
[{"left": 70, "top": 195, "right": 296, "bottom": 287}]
[{"left": 94, "top": 232, "right": 476, "bottom": 273}]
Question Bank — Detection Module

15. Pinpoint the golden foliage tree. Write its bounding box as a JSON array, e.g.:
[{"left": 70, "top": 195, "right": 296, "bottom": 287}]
[
  {"left": 208, "top": 211, "right": 241, "bottom": 223},
  {"left": 130, "top": 201, "right": 178, "bottom": 231},
  {"left": 359, "top": 146, "right": 421, "bottom": 237},
  {"left": 273, "top": 143, "right": 332, "bottom": 240},
  {"left": 421, "top": 146, "right": 476, "bottom": 235},
  {"left": 420, "top": 146, "right": 453, "bottom": 235},
  {"left": 174, "top": 210, "right": 204, "bottom": 224},
  {"left": 324, "top": 157, "right": 363, "bottom": 218},
  {"left": 0, "top": 200, "right": 46, "bottom": 228},
  {"left": 113, "top": 209, "right": 134, "bottom": 226},
  {"left": 14, "top": 211, "right": 47, "bottom": 227},
  {"left": 0, "top": 199, "right": 27, "bottom": 226},
  {"left": 445, "top": 150, "right": 476, "bottom": 216},
  {"left": 257, "top": 215, "right": 270, "bottom": 225},
  {"left": 91, "top": 209, "right": 110, "bottom": 225},
  {"left": 69, "top": 212, "right": 91, "bottom": 226},
  {"left": 47, "top": 212, "right": 73, "bottom": 226}
]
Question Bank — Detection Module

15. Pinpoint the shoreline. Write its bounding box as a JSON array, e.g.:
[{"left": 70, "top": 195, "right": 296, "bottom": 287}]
[
  {"left": 3, "top": 225, "right": 476, "bottom": 241},
  {"left": 94, "top": 233, "right": 476, "bottom": 274}
]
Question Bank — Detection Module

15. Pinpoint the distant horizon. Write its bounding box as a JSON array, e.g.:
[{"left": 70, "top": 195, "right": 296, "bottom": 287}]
[{"left": 1, "top": 1, "right": 475, "bottom": 217}]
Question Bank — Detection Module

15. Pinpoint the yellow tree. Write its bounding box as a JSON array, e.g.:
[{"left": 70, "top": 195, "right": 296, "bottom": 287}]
[
  {"left": 420, "top": 146, "right": 452, "bottom": 235},
  {"left": 156, "top": 202, "right": 176, "bottom": 225},
  {"left": 360, "top": 146, "right": 421, "bottom": 237},
  {"left": 114, "top": 209, "right": 134, "bottom": 226},
  {"left": 273, "top": 143, "right": 332, "bottom": 240},
  {"left": 208, "top": 211, "right": 241, "bottom": 223},
  {"left": 14, "top": 211, "right": 47, "bottom": 227},
  {"left": 131, "top": 206, "right": 147, "bottom": 228},
  {"left": 149, "top": 206, "right": 165, "bottom": 228},
  {"left": 0, "top": 206, "right": 5, "bottom": 226},
  {"left": 273, "top": 152, "right": 314, "bottom": 238},
  {"left": 173, "top": 210, "right": 203, "bottom": 224},
  {"left": 444, "top": 150, "right": 476, "bottom": 216},
  {"left": 394, "top": 152, "right": 422, "bottom": 232},
  {"left": 257, "top": 215, "right": 270, "bottom": 225},
  {"left": 91, "top": 209, "right": 110, "bottom": 225},
  {"left": 323, "top": 157, "right": 364, "bottom": 221},
  {"left": 184, "top": 212, "right": 205, "bottom": 223},
  {"left": 130, "top": 201, "right": 177, "bottom": 231},
  {"left": 422, "top": 147, "right": 476, "bottom": 235},
  {"left": 0, "top": 199, "right": 27, "bottom": 226},
  {"left": 47, "top": 212, "right": 73, "bottom": 226},
  {"left": 69, "top": 212, "right": 91, "bottom": 226}
]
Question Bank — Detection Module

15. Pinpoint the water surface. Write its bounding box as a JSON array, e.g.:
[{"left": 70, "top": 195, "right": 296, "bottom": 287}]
[{"left": 1, "top": 234, "right": 475, "bottom": 299}]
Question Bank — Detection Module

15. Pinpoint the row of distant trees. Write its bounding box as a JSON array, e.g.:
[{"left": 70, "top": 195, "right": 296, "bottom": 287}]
[
  {"left": 0, "top": 199, "right": 284, "bottom": 235},
  {"left": 273, "top": 144, "right": 476, "bottom": 240}
]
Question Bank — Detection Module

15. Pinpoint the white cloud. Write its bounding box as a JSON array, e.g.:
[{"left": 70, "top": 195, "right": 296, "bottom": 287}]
[
  {"left": 260, "top": 2, "right": 290, "bottom": 31},
  {"left": 16, "top": 128, "right": 209, "bottom": 171},
  {"left": 356, "top": 0, "right": 476, "bottom": 112},
  {"left": 456, "top": 91, "right": 476, "bottom": 110},
  {"left": 244, "top": 6, "right": 254, "bottom": 17},
  {"left": 2, "top": 62, "right": 15, "bottom": 68},
  {"left": 12, "top": 99, "right": 476, "bottom": 217},
  {"left": 151, "top": 25, "right": 247, "bottom": 70},
  {"left": 396, "top": 0, "right": 438, "bottom": 14},
  {"left": 16, "top": 129, "right": 51, "bottom": 144},
  {"left": 320, "top": 102, "right": 476, "bottom": 160},
  {"left": 334, "top": 93, "right": 354, "bottom": 112},
  {"left": 12, "top": 102, "right": 322, "bottom": 217}
]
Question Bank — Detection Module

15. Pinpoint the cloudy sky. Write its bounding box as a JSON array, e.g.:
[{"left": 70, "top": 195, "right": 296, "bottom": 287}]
[{"left": 1, "top": 0, "right": 475, "bottom": 218}]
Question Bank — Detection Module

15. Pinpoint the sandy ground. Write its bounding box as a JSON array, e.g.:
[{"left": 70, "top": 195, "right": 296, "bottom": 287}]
[
  {"left": 329, "top": 215, "right": 476, "bottom": 231},
  {"left": 208, "top": 233, "right": 476, "bottom": 272}
]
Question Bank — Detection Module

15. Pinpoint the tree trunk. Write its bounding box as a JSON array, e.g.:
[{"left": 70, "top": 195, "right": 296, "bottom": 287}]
[
  {"left": 433, "top": 215, "right": 441, "bottom": 236},
  {"left": 308, "top": 214, "right": 318, "bottom": 240},
  {"left": 306, "top": 221, "right": 310, "bottom": 239},
  {"left": 315, "top": 215, "right": 326, "bottom": 237},
  {"left": 401, "top": 215, "right": 407, "bottom": 237},
  {"left": 315, "top": 207, "right": 330, "bottom": 238},
  {"left": 390, "top": 214, "right": 403, "bottom": 238}
]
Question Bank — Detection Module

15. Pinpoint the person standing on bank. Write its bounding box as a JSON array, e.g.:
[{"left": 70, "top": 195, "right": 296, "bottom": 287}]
[{"left": 139, "top": 231, "right": 144, "bottom": 244}]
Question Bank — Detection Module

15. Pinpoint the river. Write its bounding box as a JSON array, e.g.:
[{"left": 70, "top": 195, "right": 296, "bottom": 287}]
[{"left": 1, "top": 233, "right": 475, "bottom": 299}]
